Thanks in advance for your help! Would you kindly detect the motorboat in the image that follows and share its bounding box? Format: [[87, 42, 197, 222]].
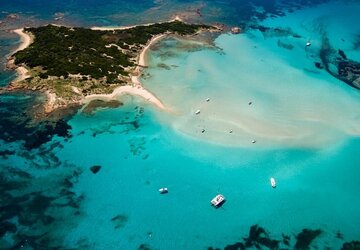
[[159, 187, 168, 194], [270, 177, 276, 188], [195, 109, 201, 115]]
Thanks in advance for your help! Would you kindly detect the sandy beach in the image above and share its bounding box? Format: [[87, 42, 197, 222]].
[[84, 85, 165, 109], [13, 28, 32, 53], [85, 27, 169, 110], [137, 34, 166, 67], [10, 24, 168, 112], [10, 28, 32, 82]]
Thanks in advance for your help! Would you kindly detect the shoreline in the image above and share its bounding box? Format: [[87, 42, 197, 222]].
[[8, 28, 33, 82], [9, 23, 170, 113], [7, 18, 218, 114], [13, 28, 32, 53], [83, 33, 168, 110], [91, 15, 182, 31]]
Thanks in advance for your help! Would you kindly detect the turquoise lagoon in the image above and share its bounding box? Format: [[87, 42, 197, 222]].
[[1, 1, 360, 249]]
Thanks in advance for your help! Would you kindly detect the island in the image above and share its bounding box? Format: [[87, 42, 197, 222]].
[[5, 20, 217, 114]]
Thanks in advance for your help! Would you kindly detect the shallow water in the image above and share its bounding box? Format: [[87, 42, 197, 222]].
[[1, 0, 360, 249], [143, 33, 360, 148]]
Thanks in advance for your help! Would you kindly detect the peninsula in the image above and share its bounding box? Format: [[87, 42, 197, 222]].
[[6, 20, 216, 113]]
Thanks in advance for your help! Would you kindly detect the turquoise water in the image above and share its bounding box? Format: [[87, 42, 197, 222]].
[[1, 0, 360, 249]]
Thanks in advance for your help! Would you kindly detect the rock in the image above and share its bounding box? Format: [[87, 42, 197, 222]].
[[90, 165, 101, 174], [6, 14, 18, 19], [231, 27, 241, 34]]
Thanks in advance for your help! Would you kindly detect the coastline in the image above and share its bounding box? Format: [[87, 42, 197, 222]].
[[83, 33, 168, 110], [13, 28, 32, 53], [91, 15, 182, 31], [8, 23, 171, 113], [6, 18, 220, 115], [8, 28, 33, 82]]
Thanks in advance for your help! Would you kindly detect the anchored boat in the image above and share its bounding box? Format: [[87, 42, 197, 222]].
[[270, 177, 276, 188], [159, 187, 168, 194], [211, 194, 225, 208]]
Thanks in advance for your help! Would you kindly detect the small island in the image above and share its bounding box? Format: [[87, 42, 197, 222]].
[[5, 20, 216, 113]]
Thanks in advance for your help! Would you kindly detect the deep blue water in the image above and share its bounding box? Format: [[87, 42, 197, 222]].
[[1, 0, 360, 249]]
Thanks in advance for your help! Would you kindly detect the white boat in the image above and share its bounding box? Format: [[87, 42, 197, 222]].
[[270, 178, 276, 188], [306, 42, 311, 46], [159, 187, 168, 194], [252, 139, 256, 144], [195, 109, 201, 115], [211, 194, 225, 208], [206, 98, 210, 102]]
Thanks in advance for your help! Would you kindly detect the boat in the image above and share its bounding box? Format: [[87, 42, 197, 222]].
[[201, 129, 205, 133], [306, 42, 311, 46], [206, 98, 210, 102], [252, 139, 256, 144], [270, 177, 276, 188], [211, 194, 225, 208], [195, 109, 201, 115], [159, 187, 168, 194]]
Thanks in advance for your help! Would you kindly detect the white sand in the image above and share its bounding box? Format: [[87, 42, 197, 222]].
[[84, 30, 168, 110], [84, 85, 165, 109], [15, 66, 29, 82], [10, 25, 167, 111], [11, 29, 32, 82], [13, 28, 32, 53], [138, 34, 166, 67]]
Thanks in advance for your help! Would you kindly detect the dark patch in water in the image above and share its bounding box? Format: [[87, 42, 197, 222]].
[[353, 34, 360, 50], [138, 244, 152, 250], [82, 99, 123, 115], [224, 242, 245, 250], [277, 39, 294, 50], [128, 137, 147, 157], [341, 241, 360, 250], [315, 62, 324, 69], [0, 156, 84, 248], [90, 165, 101, 174], [0, 149, 15, 159], [249, 25, 300, 39], [0, 221, 17, 237], [320, 35, 360, 89], [209, 225, 333, 250], [244, 225, 279, 249], [294, 229, 322, 250], [0, 92, 74, 150], [111, 214, 128, 229], [336, 231, 344, 240], [338, 49, 347, 60], [282, 233, 291, 246]]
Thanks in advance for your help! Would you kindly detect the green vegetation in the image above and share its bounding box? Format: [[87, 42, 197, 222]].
[[14, 21, 210, 83]]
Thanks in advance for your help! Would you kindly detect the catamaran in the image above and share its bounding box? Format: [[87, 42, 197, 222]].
[[211, 194, 225, 208]]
